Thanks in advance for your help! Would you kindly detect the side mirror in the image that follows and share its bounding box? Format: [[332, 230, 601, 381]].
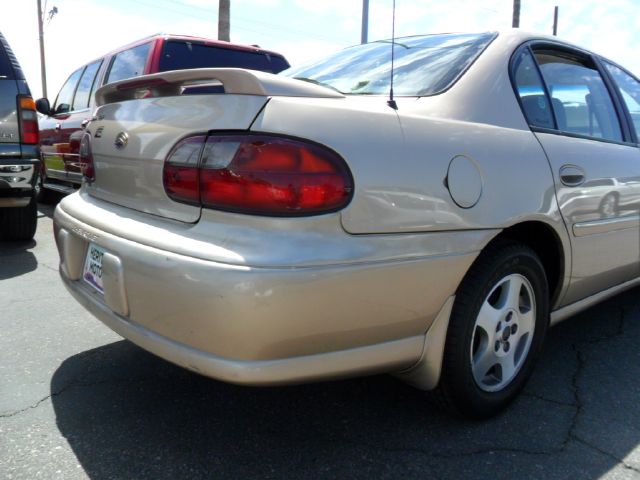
[[35, 98, 52, 116]]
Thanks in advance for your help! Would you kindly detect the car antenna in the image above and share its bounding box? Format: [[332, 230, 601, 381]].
[[387, 0, 398, 110]]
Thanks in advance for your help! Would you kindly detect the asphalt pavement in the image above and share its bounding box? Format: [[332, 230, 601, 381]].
[[1, 199, 640, 479]]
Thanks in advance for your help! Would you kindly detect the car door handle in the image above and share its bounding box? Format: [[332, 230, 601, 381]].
[[559, 165, 585, 187], [55, 123, 62, 130]]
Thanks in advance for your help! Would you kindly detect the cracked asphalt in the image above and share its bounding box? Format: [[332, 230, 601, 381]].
[[2, 200, 640, 479]]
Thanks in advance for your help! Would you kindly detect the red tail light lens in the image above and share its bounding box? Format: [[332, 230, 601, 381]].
[[163, 135, 353, 216], [163, 135, 205, 205], [17, 96, 39, 145], [78, 132, 95, 181]]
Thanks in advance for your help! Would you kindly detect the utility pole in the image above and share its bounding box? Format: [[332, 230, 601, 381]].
[[553, 5, 559, 36], [218, 0, 230, 42], [36, 0, 47, 98], [361, 0, 369, 44], [512, 0, 521, 28]]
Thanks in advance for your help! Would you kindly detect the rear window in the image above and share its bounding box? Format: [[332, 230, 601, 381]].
[[159, 40, 290, 74], [282, 32, 496, 96]]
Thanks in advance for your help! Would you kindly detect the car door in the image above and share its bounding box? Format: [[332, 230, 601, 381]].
[[39, 67, 83, 183], [513, 45, 640, 306], [58, 59, 102, 181]]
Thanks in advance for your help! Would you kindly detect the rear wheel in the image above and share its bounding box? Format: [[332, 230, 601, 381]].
[[0, 193, 38, 241], [432, 241, 549, 419]]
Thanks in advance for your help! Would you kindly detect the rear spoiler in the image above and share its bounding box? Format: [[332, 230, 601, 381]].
[[95, 68, 344, 106]]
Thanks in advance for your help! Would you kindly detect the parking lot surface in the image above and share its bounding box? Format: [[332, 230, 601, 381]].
[[2, 201, 640, 479]]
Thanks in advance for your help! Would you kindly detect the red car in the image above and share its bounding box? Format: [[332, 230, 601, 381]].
[[35, 34, 289, 201]]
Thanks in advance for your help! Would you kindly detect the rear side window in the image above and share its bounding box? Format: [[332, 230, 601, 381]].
[[534, 50, 622, 142], [0, 43, 14, 79], [604, 62, 640, 139], [72, 60, 102, 110], [54, 68, 83, 115], [0, 32, 24, 80], [106, 43, 151, 84], [159, 41, 290, 74], [513, 48, 554, 129]]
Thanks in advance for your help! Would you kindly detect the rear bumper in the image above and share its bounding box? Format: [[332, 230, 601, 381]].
[[0, 157, 39, 206], [54, 192, 494, 385], [61, 271, 427, 385]]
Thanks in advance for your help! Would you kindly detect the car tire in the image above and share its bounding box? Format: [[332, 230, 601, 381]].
[[35, 171, 55, 204], [0, 193, 38, 241], [431, 240, 549, 419]]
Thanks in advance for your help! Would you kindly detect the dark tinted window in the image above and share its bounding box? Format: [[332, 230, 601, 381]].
[[54, 68, 83, 114], [73, 60, 102, 110], [106, 43, 151, 84], [0, 32, 24, 80], [159, 41, 289, 74], [283, 32, 495, 96], [513, 48, 554, 129], [604, 62, 640, 138], [534, 51, 622, 142], [0, 43, 14, 79]]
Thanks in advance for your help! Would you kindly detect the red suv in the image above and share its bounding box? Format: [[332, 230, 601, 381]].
[[35, 34, 289, 201]]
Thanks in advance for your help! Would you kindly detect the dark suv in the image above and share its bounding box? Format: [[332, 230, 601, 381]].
[[0, 32, 39, 241], [36, 34, 289, 200]]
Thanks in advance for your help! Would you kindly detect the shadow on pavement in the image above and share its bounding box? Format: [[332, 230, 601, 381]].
[[51, 288, 640, 479], [0, 239, 37, 280], [37, 195, 62, 220]]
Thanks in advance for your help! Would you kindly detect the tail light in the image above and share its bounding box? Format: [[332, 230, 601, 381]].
[[78, 132, 95, 181], [163, 134, 353, 216], [17, 95, 39, 145]]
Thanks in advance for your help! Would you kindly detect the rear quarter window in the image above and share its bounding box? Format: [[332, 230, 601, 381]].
[[0, 32, 23, 80], [106, 43, 151, 84], [0, 45, 14, 79], [159, 41, 289, 74]]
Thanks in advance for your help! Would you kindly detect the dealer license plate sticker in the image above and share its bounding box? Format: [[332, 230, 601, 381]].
[[83, 243, 105, 294]]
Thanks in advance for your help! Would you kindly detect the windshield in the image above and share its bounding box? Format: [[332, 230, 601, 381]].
[[283, 32, 496, 96]]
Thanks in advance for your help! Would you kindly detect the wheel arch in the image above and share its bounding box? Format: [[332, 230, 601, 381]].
[[396, 219, 569, 393], [489, 220, 567, 308]]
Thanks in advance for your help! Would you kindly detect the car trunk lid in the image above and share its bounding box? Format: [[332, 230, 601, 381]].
[[86, 68, 342, 223]]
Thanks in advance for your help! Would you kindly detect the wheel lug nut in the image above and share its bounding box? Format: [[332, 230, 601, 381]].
[[506, 312, 513, 322], [511, 324, 518, 334], [504, 342, 510, 352], [496, 321, 502, 332], [495, 341, 501, 352]]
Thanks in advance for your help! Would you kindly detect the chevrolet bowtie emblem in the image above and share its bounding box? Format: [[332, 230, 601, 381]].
[[115, 132, 129, 149]]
